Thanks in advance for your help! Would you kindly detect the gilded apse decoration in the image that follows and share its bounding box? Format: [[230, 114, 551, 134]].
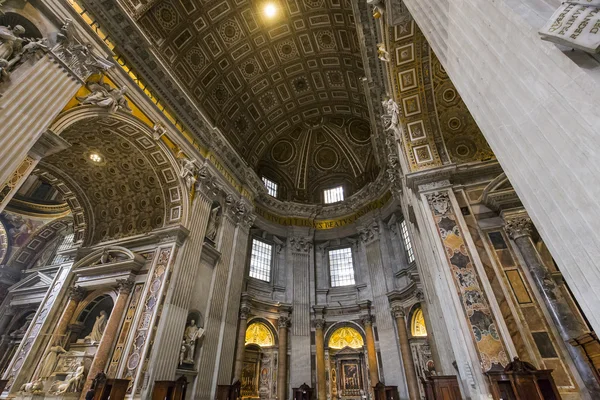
[[245, 322, 274, 347], [328, 326, 364, 349], [411, 308, 427, 337], [425, 191, 508, 371]]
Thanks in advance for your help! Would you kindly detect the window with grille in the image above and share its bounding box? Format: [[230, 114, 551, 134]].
[[400, 220, 415, 263], [249, 238, 272, 282], [329, 247, 355, 287], [324, 186, 344, 204], [262, 177, 278, 197]]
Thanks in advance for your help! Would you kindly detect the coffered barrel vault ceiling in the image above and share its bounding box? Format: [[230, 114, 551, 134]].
[[122, 0, 379, 201]]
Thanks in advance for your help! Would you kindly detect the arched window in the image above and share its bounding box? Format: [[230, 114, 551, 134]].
[[411, 308, 427, 337], [328, 326, 364, 349], [245, 322, 274, 347]]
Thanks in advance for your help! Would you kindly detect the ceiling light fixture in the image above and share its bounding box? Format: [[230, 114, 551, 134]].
[[264, 3, 277, 18], [89, 153, 103, 163]]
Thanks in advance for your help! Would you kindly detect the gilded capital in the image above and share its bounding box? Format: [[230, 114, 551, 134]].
[[504, 213, 533, 240], [117, 279, 135, 295], [69, 286, 87, 302]]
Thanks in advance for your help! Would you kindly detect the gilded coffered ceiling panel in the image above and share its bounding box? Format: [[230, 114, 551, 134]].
[[43, 117, 182, 245], [124, 0, 373, 199]]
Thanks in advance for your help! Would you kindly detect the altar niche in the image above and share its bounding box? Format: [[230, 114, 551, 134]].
[[325, 325, 368, 400], [241, 320, 278, 400]]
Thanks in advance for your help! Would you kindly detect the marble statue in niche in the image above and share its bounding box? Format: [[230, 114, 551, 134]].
[[205, 205, 221, 243], [179, 319, 205, 367], [39, 345, 67, 379], [85, 310, 107, 343]]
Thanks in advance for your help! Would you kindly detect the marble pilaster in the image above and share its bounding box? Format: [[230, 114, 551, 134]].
[[80, 279, 134, 398], [504, 212, 600, 397], [233, 305, 250, 383]]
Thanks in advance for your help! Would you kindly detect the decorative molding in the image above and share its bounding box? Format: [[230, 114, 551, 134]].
[[289, 237, 313, 254], [69, 286, 87, 302], [502, 211, 533, 240], [358, 221, 380, 244]]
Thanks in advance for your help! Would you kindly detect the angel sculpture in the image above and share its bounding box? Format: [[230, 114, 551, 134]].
[[77, 76, 132, 113], [377, 43, 390, 62]]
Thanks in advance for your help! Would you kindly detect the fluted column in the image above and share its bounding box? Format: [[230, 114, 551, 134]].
[[80, 279, 133, 399], [233, 305, 250, 383], [314, 319, 326, 400], [362, 315, 379, 388], [391, 306, 419, 400], [504, 212, 600, 396], [53, 286, 87, 346], [278, 316, 290, 400]]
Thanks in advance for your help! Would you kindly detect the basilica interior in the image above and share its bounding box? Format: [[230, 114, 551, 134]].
[[1, 0, 600, 399]]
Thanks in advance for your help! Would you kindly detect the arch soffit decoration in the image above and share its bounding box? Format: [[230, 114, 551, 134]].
[[42, 107, 189, 245], [6, 216, 73, 270]]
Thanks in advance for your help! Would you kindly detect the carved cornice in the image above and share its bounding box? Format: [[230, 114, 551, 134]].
[[289, 237, 313, 254], [502, 211, 533, 240], [425, 191, 452, 216]]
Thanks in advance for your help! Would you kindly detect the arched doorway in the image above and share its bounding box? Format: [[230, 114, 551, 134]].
[[242, 321, 277, 399], [325, 325, 368, 400], [408, 305, 434, 398]]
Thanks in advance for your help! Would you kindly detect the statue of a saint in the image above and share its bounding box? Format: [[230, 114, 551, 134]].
[[382, 98, 403, 141], [0, 24, 25, 66], [39, 345, 67, 379], [205, 206, 221, 242], [181, 319, 204, 365], [178, 155, 197, 191], [85, 310, 108, 343], [77, 76, 131, 113]]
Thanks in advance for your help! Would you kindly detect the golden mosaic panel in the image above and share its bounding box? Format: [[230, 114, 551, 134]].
[[328, 326, 364, 349], [245, 322, 275, 347]]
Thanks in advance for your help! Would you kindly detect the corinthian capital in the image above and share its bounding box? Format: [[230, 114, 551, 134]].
[[278, 316, 290, 329], [68, 286, 87, 302], [289, 237, 312, 253], [390, 305, 406, 320], [503, 212, 533, 240], [358, 221, 380, 244], [117, 279, 135, 295]]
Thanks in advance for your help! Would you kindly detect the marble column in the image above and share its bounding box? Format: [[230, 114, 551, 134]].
[[278, 316, 290, 400], [504, 212, 600, 396], [80, 279, 134, 399], [391, 306, 419, 400], [362, 315, 379, 388], [314, 319, 327, 400], [233, 305, 250, 383], [53, 286, 87, 346]]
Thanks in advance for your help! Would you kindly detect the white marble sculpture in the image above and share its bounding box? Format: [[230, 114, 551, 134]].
[[77, 75, 132, 113], [40, 345, 67, 379], [85, 310, 107, 343], [0, 24, 47, 81], [377, 43, 390, 62], [382, 98, 403, 141], [49, 362, 85, 394], [540, 2, 600, 53], [19, 378, 44, 393], [179, 155, 197, 191], [153, 121, 167, 140], [180, 320, 204, 365], [205, 206, 221, 242]]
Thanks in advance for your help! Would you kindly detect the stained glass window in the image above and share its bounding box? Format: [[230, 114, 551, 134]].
[[249, 239, 272, 282], [328, 326, 364, 349], [245, 322, 275, 347], [411, 308, 427, 337], [329, 247, 355, 287]]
